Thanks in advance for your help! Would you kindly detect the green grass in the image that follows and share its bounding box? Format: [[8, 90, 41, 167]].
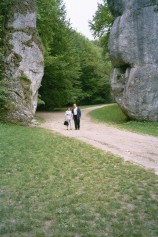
[[89, 104, 158, 137], [0, 123, 158, 237]]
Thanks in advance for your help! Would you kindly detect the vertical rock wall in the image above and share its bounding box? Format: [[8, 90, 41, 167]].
[[107, 0, 158, 121], [4, 0, 44, 123]]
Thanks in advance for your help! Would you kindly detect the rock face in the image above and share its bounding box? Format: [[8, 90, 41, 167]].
[[4, 0, 44, 123], [107, 0, 158, 121]]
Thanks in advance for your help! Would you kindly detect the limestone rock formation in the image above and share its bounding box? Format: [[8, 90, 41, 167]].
[[107, 0, 158, 121], [4, 0, 44, 123]]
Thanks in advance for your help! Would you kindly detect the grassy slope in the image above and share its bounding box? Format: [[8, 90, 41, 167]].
[[0, 123, 158, 237], [89, 104, 158, 137]]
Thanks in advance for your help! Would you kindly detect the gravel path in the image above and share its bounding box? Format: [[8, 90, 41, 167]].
[[36, 105, 158, 175]]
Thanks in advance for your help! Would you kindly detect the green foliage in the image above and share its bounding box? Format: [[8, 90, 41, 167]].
[[0, 1, 6, 78], [71, 32, 113, 105], [0, 0, 14, 69], [89, 0, 114, 55], [1, 123, 158, 236], [90, 0, 114, 38], [0, 0, 13, 116], [37, 0, 81, 110], [85, 1, 114, 104], [0, 81, 8, 108], [36, 0, 113, 110], [89, 104, 158, 136], [90, 0, 114, 53], [1, 0, 114, 117], [36, 0, 63, 54]]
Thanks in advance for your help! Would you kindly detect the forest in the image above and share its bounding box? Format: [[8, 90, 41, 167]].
[[36, 0, 113, 110], [0, 0, 113, 113]]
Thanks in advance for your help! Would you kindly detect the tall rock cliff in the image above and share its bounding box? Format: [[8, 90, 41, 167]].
[[3, 0, 44, 123], [107, 0, 158, 121]]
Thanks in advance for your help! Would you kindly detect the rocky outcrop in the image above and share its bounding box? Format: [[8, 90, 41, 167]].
[[107, 0, 158, 121], [4, 0, 44, 123]]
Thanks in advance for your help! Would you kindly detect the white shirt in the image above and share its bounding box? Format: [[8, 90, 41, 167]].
[[65, 110, 72, 120], [73, 107, 77, 115]]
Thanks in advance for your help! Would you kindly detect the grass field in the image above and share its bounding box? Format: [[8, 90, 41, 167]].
[[0, 123, 158, 237], [89, 104, 158, 137]]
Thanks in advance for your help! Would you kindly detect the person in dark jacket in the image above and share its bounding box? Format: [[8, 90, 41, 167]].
[[72, 104, 81, 130]]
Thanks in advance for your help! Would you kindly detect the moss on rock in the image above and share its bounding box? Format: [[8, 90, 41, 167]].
[[0, 0, 44, 124]]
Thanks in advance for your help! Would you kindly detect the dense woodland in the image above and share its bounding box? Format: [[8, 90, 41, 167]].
[[37, 0, 114, 110], [0, 0, 113, 111]]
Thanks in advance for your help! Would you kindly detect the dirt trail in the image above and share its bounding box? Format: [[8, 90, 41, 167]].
[[36, 105, 158, 175]]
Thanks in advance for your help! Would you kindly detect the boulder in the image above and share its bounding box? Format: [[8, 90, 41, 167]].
[[4, 0, 44, 123], [107, 0, 158, 121]]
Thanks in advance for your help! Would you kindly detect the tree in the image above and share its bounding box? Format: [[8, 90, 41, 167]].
[[37, 0, 81, 110], [37, 0, 113, 110], [89, 0, 114, 53], [70, 32, 112, 105], [88, 0, 114, 103]]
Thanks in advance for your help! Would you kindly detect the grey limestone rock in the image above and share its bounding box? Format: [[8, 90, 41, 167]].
[[107, 0, 158, 121], [4, 0, 44, 123]]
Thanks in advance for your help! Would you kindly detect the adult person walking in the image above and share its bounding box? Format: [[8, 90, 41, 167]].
[[72, 104, 81, 130], [65, 107, 73, 130]]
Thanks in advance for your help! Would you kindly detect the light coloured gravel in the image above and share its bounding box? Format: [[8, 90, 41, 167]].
[[36, 105, 158, 175]]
